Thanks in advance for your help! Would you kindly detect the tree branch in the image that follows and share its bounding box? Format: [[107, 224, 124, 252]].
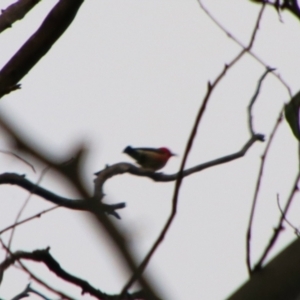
[[0, 0, 84, 98], [120, 4, 267, 294], [246, 111, 283, 275], [0, 173, 125, 218], [0, 248, 157, 300], [0, 114, 160, 298], [0, 206, 58, 235], [94, 133, 264, 193], [0, 0, 41, 34], [200, 0, 292, 97], [248, 68, 275, 135]]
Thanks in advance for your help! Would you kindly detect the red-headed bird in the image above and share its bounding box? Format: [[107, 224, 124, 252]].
[[123, 146, 176, 171]]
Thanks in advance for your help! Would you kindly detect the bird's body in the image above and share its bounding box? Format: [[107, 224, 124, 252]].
[[123, 146, 175, 171]]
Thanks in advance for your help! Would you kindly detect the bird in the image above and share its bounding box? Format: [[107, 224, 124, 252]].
[[123, 146, 176, 171]]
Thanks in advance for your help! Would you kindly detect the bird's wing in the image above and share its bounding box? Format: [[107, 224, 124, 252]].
[[134, 147, 160, 152]]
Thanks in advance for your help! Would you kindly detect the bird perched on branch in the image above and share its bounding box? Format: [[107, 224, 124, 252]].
[[123, 146, 176, 171]]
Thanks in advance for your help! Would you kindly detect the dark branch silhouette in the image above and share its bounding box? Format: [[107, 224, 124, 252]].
[[246, 111, 283, 275], [0, 149, 35, 172], [10, 283, 53, 300], [0, 206, 58, 235], [0, 248, 155, 300], [120, 4, 267, 294], [0, 130, 262, 222], [0, 173, 125, 218], [0, 0, 41, 34], [198, 0, 292, 97], [0, 0, 84, 98], [0, 114, 160, 299], [0, 0, 298, 298], [277, 194, 300, 236], [94, 134, 264, 196], [248, 68, 275, 135]]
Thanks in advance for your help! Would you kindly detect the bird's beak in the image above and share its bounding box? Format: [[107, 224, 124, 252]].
[[171, 153, 177, 157]]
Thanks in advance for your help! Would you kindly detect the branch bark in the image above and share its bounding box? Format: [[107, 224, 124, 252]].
[[0, 173, 125, 218], [0, 0, 41, 34], [0, 248, 155, 300], [0, 0, 84, 98], [94, 134, 264, 198]]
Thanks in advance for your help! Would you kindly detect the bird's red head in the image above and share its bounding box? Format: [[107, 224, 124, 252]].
[[158, 147, 176, 157]]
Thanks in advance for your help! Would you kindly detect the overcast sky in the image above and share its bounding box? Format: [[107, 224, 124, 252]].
[[1, 0, 300, 299]]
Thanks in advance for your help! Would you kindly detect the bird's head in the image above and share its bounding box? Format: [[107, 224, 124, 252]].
[[158, 147, 177, 158]]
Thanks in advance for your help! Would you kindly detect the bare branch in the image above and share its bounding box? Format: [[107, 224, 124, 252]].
[[0, 149, 35, 172], [0, 115, 160, 297], [246, 111, 283, 275], [11, 283, 30, 300], [0, 248, 110, 300], [248, 68, 275, 135], [6, 167, 50, 257], [9, 283, 53, 300], [0, 240, 75, 300], [198, 0, 292, 97], [25, 285, 52, 300], [0, 0, 41, 34], [0, 206, 58, 235], [277, 194, 300, 236], [0, 173, 125, 218], [0, 112, 90, 199], [94, 134, 264, 190], [120, 4, 267, 295], [0, 0, 84, 98]]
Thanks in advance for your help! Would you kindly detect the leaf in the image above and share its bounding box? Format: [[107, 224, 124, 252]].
[[285, 91, 300, 141]]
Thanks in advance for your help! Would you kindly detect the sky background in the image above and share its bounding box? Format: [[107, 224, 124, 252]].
[[0, 0, 300, 299]]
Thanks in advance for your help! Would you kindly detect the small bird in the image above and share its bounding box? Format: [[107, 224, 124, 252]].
[[123, 146, 176, 171]]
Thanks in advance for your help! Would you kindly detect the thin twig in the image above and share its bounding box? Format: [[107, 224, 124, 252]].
[[277, 194, 300, 236], [0, 244, 154, 300], [0, 0, 85, 98], [248, 2, 266, 48], [0, 248, 106, 299], [27, 285, 52, 300], [120, 4, 267, 295], [6, 166, 50, 257], [197, 0, 292, 97], [0, 206, 58, 235], [0, 0, 41, 34], [18, 263, 75, 300], [10, 283, 52, 300], [0, 239, 75, 300], [248, 68, 275, 135], [11, 283, 30, 300], [246, 111, 283, 275], [0, 149, 35, 172], [94, 134, 264, 189]]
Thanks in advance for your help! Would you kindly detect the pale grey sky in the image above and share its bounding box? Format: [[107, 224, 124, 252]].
[[0, 1, 300, 299]]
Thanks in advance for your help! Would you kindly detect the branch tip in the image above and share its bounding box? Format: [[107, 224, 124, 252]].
[[254, 133, 265, 142]]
